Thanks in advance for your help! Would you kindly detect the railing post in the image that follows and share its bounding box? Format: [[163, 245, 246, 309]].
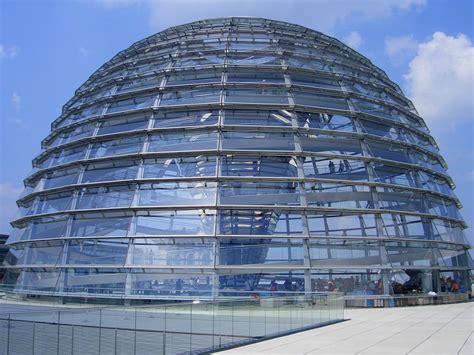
[[57, 312, 61, 355], [7, 314, 10, 355], [32, 321, 36, 354]]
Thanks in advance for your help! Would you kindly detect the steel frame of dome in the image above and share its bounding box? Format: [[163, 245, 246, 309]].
[[2, 17, 471, 301]]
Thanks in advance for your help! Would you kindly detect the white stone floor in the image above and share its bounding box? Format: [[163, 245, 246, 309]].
[[217, 302, 474, 355]]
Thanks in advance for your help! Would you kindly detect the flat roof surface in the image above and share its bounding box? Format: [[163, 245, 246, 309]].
[[217, 302, 473, 355]]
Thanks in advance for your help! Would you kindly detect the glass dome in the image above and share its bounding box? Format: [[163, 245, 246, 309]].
[[2, 17, 471, 301]]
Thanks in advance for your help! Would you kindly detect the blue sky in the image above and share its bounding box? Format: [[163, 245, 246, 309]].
[[0, 0, 473, 244]]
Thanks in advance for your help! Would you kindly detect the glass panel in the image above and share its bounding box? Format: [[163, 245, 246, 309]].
[[381, 214, 425, 239], [97, 114, 149, 135], [366, 140, 410, 163], [148, 131, 218, 152], [219, 181, 301, 206], [36, 191, 74, 214], [130, 272, 213, 296], [418, 171, 455, 197], [300, 133, 362, 156], [410, 151, 444, 172], [82, 159, 140, 183], [173, 55, 225, 68], [226, 70, 284, 84], [291, 72, 340, 89], [219, 238, 304, 265], [137, 182, 217, 206], [307, 212, 378, 236], [425, 196, 461, 220], [40, 144, 87, 168], [153, 110, 218, 128], [43, 167, 80, 189], [220, 155, 298, 177], [222, 131, 295, 151], [227, 54, 281, 66], [62, 103, 105, 126], [372, 163, 418, 188], [106, 94, 156, 113], [305, 182, 373, 208], [352, 98, 397, 120], [225, 88, 289, 105], [302, 156, 368, 181], [131, 238, 214, 266], [61, 122, 96, 145], [67, 239, 129, 265], [223, 109, 292, 126], [90, 135, 145, 158], [359, 119, 402, 140], [296, 112, 355, 132], [15, 270, 60, 292], [160, 88, 220, 106], [18, 216, 69, 241], [76, 185, 136, 210], [24, 242, 64, 265], [117, 75, 163, 93], [166, 70, 221, 86], [143, 156, 216, 178], [376, 186, 423, 212], [64, 268, 126, 294], [135, 210, 216, 236], [218, 210, 303, 236], [293, 90, 349, 110], [70, 215, 132, 237], [286, 56, 333, 72], [310, 240, 382, 267]]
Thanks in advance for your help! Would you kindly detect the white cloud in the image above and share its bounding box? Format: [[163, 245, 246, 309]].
[[385, 35, 418, 63], [343, 31, 363, 50], [0, 44, 19, 59], [11, 92, 21, 113], [0, 183, 23, 235], [404, 32, 474, 132]]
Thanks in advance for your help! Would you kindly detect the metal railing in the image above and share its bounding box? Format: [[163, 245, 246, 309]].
[[0, 292, 344, 354]]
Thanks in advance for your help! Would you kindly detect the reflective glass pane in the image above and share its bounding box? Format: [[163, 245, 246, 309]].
[[308, 212, 378, 236], [293, 90, 349, 110], [310, 240, 382, 267], [148, 131, 218, 152], [98, 114, 149, 135], [153, 110, 218, 128], [218, 210, 303, 235], [225, 88, 289, 105], [305, 182, 373, 209], [43, 167, 80, 190], [226, 70, 284, 84], [300, 133, 362, 156], [220, 155, 298, 177], [131, 238, 214, 266], [90, 135, 145, 158], [219, 181, 301, 206], [220, 238, 304, 265], [224, 109, 292, 126], [135, 210, 215, 236], [70, 215, 132, 237], [107, 94, 156, 113], [160, 88, 220, 106], [82, 159, 140, 183], [137, 182, 217, 206], [372, 163, 418, 188], [302, 157, 368, 181], [222, 131, 295, 151], [296, 112, 355, 132], [143, 156, 216, 178], [166, 70, 221, 86], [36, 191, 74, 214], [76, 185, 135, 210], [67, 239, 129, 265]]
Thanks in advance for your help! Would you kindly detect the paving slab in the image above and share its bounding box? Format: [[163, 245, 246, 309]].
[[217, 302, 474, 355]]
